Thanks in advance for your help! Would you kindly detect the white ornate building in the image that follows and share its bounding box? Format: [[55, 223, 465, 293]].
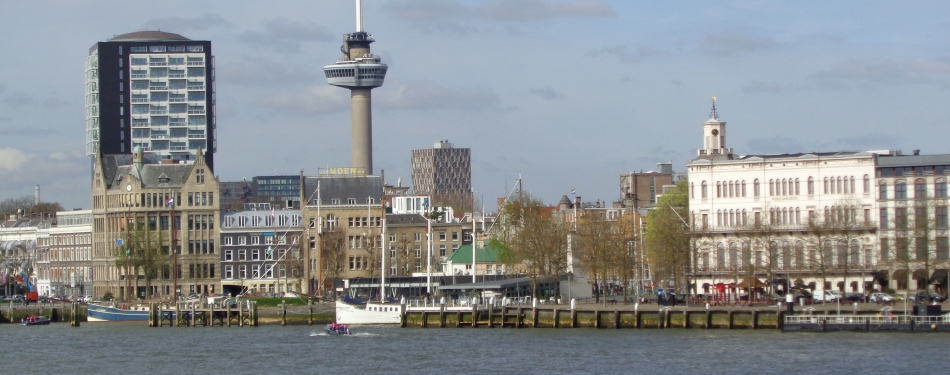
[[687, 101, 881, 297]]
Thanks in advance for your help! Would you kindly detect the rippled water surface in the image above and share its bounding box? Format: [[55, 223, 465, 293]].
[[4, 323, 945, 374]]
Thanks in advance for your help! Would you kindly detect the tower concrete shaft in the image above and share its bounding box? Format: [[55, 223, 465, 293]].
[[351, 88, 373, 173]]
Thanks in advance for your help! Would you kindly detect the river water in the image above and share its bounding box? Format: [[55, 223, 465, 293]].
[[4, 323, 943, 374]]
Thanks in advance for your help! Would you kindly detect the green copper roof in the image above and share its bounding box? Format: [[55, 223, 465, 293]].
[[445, 244, 502, 263]]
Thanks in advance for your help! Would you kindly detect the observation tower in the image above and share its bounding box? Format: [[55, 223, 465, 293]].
[[324, 0, 388, 175]]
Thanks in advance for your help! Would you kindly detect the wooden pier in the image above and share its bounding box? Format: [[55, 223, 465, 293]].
[[149, 301, 260, 327], [399, 305, 787, 330]]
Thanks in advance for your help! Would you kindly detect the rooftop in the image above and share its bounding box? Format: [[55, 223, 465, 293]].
[[109, 31, 190, 42]]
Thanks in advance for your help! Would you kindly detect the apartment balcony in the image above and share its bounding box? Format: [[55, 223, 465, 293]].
[[150, 135, 169, 140], [187, 61, 204, 66], [150, 110, 168, 115], [131, 98, 148, 103], [170, 146, 187, 151], [131, 74, 148, 79], [188, 110, 205, 114], [169, 74, 185, 78], [187, 85, 205, 90], [150, 87, 167, 91], [169, 98, 185, 103], [187, 134, 205, 139], [149, 62, 167, 67]]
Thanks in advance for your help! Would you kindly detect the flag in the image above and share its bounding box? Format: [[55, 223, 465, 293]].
[[166, 198, 174, 206], [423, 198, 429, 211], [571, 188, 576, 195], [271, 207, 275, 218]]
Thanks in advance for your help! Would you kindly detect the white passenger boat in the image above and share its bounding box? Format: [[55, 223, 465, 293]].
[[335, 299, 402, 325]]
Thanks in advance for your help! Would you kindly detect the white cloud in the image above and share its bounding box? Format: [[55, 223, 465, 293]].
[[0, 148, 28, 172], [259, 86, 349, 114], [378, 81, 502, 110], [588, 45, 661, 63], [237, 18, 334, 53], [811, 57, 950, 87], [527, 87, 563, 100], [699, 31, 778, 57], [742, 80, 782, 93], [386, 0, 615, 22], [142, 13, 232, 31], [2, 92, 33, 106]]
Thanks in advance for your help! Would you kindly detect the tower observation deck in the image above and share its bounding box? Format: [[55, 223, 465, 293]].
[[324, 0, 388, 175]]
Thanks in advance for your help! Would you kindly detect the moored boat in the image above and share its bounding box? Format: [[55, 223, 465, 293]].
[[335, 299, 402, 325], [86, 302, 150, 322]]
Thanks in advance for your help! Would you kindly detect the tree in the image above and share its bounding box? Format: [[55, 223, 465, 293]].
[[805, 211, 837, 295], [0, 195, 63, 216], [113, 222, 168, 300], [494, 193, 568, 299], [644, 180, 691, 292], [319, 228, 347, 297]]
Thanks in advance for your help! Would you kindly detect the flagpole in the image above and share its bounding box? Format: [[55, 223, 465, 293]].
[[170, 195, 178, 304]]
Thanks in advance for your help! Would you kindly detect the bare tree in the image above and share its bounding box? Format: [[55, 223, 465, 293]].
[[319, 229, 347, 296]]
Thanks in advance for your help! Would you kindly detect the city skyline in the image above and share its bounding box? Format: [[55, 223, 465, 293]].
[[1, 1, 948, 210]]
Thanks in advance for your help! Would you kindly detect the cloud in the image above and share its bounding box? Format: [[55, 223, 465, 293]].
[[386, 0, 614, 22], [744, 136, 805, 155], [527, 87, 563, 100], [699, 31, 778, 57], [811, 57, 950, 87], [742, 80, 781, 93], [142, 13, 231, 32], [218, 58, 319, 86], [378, 81, 502, 110], [0, 148, 28, 172], [588, 45, 661, 63], [237, 18, 335, 53], [474, 0, 615, 21], [836, 134, 895, 150], [42, 97, 69, 108], [258, 86, 349, 114], [2, 92, 33, 106]]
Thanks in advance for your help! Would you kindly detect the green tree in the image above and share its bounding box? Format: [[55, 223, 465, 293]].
[[644, 180, 691, 291], [113, 222, 168, 300]]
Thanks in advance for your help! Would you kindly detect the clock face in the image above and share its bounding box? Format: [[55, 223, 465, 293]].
[[126, 184, 133, 192], [711, 129, 719, 136]]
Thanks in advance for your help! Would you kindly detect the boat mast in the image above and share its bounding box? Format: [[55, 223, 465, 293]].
[[380, 198, 387, 301]]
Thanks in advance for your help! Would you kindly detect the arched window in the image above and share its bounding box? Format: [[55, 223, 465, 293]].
[[823, 177, 829, 194], [795, 178, 800, 195], [741, 180, 747, 197], [741, 209, 747, 226], [716, 182, 721, 198], [808, 176, 814, 195], [863, 174, 870, 193], [843, 176, 849, 194], [716, 242, 726, 269], [915, 178, 927, 199], [850, 239, 860, 266], [729, 243, 738, 267], [701, 181, 708, 199], [795, 241, 805, 269], [782, 241, 791, 269], [717, 210, 722, 226], [782, 178, 788, 196], [822, 240, 833, 265], [690, 183, 694, 199], [741, 242, 752, 266], [850, 176, 855, 194], [837, 176, 843, 194], [937, 179, 948, 198], [895, 181, 907, 199], [754, 179, 760, 197], [879, 181, 888, 199], [795, 207, 801, 224], [728, 181, 734, 198], [837, 240, 847, 266], [769, 179, 775, 196]]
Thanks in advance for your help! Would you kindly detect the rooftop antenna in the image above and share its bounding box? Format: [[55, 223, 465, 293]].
[[710, 95, 719, 120], [356, 0, 363, 32]]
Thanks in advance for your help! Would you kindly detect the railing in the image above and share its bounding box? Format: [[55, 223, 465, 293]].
[[150, 62, 167, 66], [131, 122, 149, 128], [150, 87, 167, 91], [151, 135, 169, 139], [131, 98, 148, 103], [187, 134, 205, 139], [786, 314, 950, 325], [187, 85, 205, 90], [187, 61, 204, 66], [150, 110, 168, 115], [170, 146, 187, 151], [188, 110, 205, 114], [131, 74, 147, 79], [169, 98, 185, 102]]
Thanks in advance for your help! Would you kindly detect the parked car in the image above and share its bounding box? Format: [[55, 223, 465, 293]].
[[869, 292, 896, 303], [814, 290, 842, 303], [845, 293, 867, 303], [909, 292, 945, 303]]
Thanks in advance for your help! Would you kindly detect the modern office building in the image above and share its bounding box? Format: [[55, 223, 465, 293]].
[[324, 0, 388, 174], [85, 31, 216, 169], [219, 175, 301, 211], [411, 140, 472, 198]]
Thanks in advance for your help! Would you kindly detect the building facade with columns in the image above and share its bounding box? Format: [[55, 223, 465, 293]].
[[687, 102, 881, 297]]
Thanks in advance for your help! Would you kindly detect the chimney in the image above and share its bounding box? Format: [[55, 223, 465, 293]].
[[133, 146, 144, 169], [34, 185, 40, 205], [574, 196, 582, 208], [913, 149, 920, 156]]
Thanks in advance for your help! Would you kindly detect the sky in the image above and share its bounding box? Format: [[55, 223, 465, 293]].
[[1, 0, 949, 211]]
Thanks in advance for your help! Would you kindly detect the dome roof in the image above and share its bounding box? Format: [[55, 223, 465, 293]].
[[109, 31, 190, 42]]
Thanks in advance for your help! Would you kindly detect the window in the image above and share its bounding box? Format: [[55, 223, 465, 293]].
[[452, 232, 459, 241], [937, 181, 948, 198], [863, 175, 870, 193], [187, 45, 204, 52], [187, 67, 204, 77], [937, 207, 948, 229], [880, 238, 890, 261], [895, 208, 907, 229], [130, 46, 146, 53], [188, 92, 205, 101], [823, 177, 829, 194], [439, 232, 446, 241], [895, 181, 907, 199], [769, 180, 775, 196], [879, 182, 888, 199], [880, 208, 888, 229], [915, 179, 927, 199], [807, 177, 814, 195], [224, 250, 232, 261], [795, 178, 800, 195], [238, 249, 246, 261], [741, 180, 746, 197], [753, 179, 760, 197], [701, 181, 708, 199], [149, 46, 166, 52], [414, 247, 422, 258], [938, 237, 950, 260], [439, 245, 446, 257]]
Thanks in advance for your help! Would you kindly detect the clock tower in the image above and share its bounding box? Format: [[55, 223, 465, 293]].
[[698, 96, 733, 157]]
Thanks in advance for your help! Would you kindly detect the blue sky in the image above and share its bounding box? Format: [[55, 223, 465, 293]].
[[1, 0, 948, 210]]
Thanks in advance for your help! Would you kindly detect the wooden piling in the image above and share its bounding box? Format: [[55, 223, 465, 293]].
[[614, 311, 621, 329], [455, 311, 461, 328], [705, 311, 712, 329], [227, 303, 232, 327], [683, 311, 690, 329], [209, 304, 215, 327], [727, 311, 734, 329], [532, 307, 539, 328], [634, 311, 642, 329], [487, 306, 494, 328], [70, 302, 80, 327], [664, 310, 672, 328], [594, 311, 602, 329], [471, 304, 478, 328], [191, 305, 196, 327], [308, 301, 313, 326], [439, 304, 446, 328], [238, 301, 243, 327], [570, 308, 577, 328], [553, 309, 560, 328], [751, 310, 758, 329]]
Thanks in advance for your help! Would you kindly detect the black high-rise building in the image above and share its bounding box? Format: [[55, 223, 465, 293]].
[[85, 31, 215, 170]]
